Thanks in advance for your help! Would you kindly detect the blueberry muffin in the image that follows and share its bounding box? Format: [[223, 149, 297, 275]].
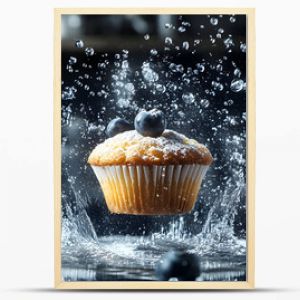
[[88, 110, 213, 215]]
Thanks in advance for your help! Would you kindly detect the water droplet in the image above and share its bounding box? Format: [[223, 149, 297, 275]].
[[224, 99, 234, 106], [194, 39, 200, 45], [125, 82, 135, 93], [230, 79, 244, 92], [150, 49, 158, 56], [224, 37, 235, 49], [240, 43, 246, 53], [115, 81, 124, 88], [116, 98, 130, 108], [182, 41, 189, 50], [178, 111, 185, 118], [182, 92, 195, 104], [75, 40, 84, 48], [144, 34, 150, 40], [234, 68, 241, 77], [227, 99, 234, 106], [62, 86, 76, 100], [178, 26, 186, 32], [182, 21, 191, 27], [142, 63, 159, 82], [210, 17, 219, 26], [200, 99, 210, 108], [176, 64, 184, 73], [122, 49, 129, 59], [216, 64, 223, 72], [85, 47, 94, 56], [196, 63, 205, 72], [212, 81, 224, 91], [183, 77, 190, 84], [68, 56, 77, 65], [98, 62, 106, 69], [122, 60, 129, 69], [165, 37, 173, 45], [169, 63, 177, 72], [230, 16, 236, 23], [155, 84, 166, 93]]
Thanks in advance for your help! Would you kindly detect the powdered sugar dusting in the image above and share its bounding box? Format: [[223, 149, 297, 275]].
[[88, 129, 212, 166]]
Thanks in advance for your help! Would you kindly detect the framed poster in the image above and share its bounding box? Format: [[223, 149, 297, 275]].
[[54, 7, 255, 289]]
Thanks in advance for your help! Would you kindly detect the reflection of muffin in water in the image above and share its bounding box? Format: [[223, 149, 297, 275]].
[[88, 110, 213, 215]]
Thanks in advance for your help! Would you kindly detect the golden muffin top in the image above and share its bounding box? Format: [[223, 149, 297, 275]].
[[88, 129, 213, 166]]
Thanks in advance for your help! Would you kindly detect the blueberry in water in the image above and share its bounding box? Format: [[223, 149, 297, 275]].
[[155, 250, 200, 281], [134, 109, 166, 137], [106, 118, 133, 137]]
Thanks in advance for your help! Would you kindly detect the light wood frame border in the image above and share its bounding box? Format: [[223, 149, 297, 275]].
[[54, 7, 255, 290]]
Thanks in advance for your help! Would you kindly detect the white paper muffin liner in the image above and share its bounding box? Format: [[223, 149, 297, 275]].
[[91, 164, 209, 215]]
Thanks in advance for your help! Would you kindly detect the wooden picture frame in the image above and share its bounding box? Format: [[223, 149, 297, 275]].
[[54, 7, 255, 289]]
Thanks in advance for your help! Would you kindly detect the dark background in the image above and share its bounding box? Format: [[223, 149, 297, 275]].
[[61, 15, 246, 238]]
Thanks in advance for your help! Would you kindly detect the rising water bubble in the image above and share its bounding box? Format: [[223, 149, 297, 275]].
[[200, 98, 210, 108], [194, 39, 200, 46], [178, 111, 185, 118], [142, 63, 159, 82], [182, 21, 191, 27], [224, 37, 235, 49], [211, 81, 224, 91], [155, 84, 166, 93], [169, 63, 177, 73], [85, 47, 95, 56], [224, 99, 234, 106], [182, 92, 195, 104], [196, 63, 205, 72], [178, 26, 186, 32], [233, 68, 241, 78], [124, 82, 135, 93], [75, 40, 84, 48], [176, 64, 184, 73], [230, 79, 244, 92], [165, 37, 173, 45], [144, 34, 150, 40], [165, 23, 172, 29], [122, 60, 129, 69], [227, 99, 234, 106], [116, 98, 130, 108], [62, 87, 76, 101], [210, 17, 219, 26], [240, 43, 246, 53], [98, 62, 106, 69], [68, 56, 77, 65], [182, 41, 189, 50], [230, 16, 236, 23], [150, 48, 158, 56], [216, 64, 223, 72]]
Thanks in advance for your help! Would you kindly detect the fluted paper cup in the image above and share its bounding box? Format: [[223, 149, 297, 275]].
[[91, 164, 209, 215]]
